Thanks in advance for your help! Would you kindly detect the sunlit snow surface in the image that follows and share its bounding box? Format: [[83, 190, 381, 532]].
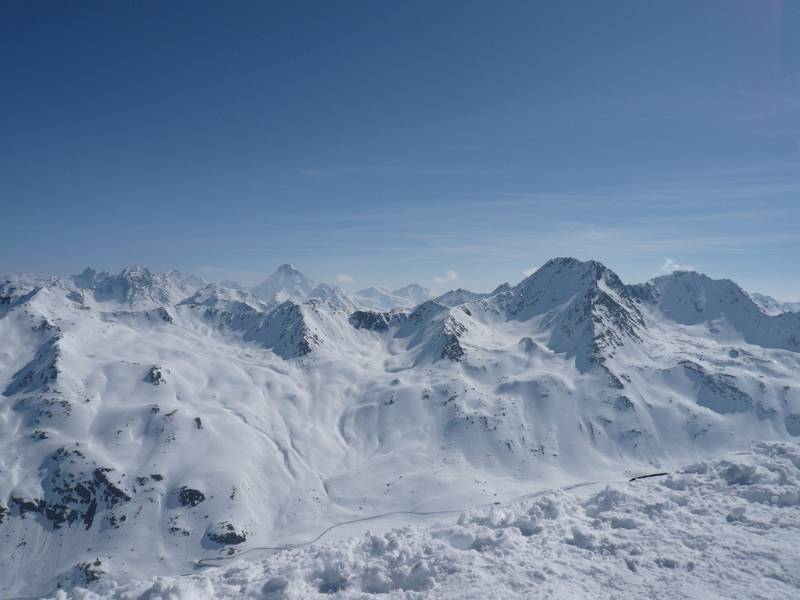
[[2, 259, 800, 598], [46, 442, 800, 599]]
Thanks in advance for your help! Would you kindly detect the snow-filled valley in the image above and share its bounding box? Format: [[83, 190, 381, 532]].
[[1, 258, 800, 598]]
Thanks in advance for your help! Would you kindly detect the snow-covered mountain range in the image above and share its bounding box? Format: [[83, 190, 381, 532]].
[[1, 257, 800, 597], [248, 263, 433, 311]]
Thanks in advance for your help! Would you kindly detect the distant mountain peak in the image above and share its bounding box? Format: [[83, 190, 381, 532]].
[[70, 266, 203, 307], [510, 257, 623, 320], [276, 263, 300, 273], [251, 264, 315, 303]]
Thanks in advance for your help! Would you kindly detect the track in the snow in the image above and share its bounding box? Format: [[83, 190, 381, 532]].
[[194, 477, 626, 569]]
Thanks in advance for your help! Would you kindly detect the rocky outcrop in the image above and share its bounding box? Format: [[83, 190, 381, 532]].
[[9, 448, 131, 531], [349, 310, 392, 332], [178, 486, 205, 507], [206, 521, 247, 545], [145, 365, 167, 385]]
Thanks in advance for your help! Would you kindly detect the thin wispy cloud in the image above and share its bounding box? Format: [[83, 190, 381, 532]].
[[657, 258, 697, 275], [433, 270, 458, 284], [336, 273, 354, 283]]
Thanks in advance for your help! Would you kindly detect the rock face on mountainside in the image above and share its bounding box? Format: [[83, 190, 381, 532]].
[[1, 258, 800, 597], [504, 258, 646, 371]]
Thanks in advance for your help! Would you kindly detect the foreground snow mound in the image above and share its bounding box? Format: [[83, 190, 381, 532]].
[[53, 442, 800, 599]]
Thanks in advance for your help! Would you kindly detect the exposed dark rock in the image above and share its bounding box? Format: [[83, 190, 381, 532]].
[[36, 318, 57, 331], [107, 512, 127, 529], [10, 448, 132, 530], [178, 486, 205, 507], [252, 301, 319, 358], [194, 417, 203, 430], [14, 396, 73, 426], [12, 497, 45, 517], [169, 525, 191, 536], [614, 396, 635, 411], [145, 365, 166, 385], [349, 310, 391, 332], [440, 332, 465, 361], [74, 559, 104, 584], [154, 307, 173, 323], [439, 319, 466, 361], [206, 521, 247, 545], [4, 335, 61, 396]]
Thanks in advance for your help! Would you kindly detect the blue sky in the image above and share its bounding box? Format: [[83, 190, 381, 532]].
[[1, 1, 799, 298]]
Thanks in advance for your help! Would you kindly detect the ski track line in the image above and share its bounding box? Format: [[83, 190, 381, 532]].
[[0, 474, 667, 600], [193, 476, 634, 569]]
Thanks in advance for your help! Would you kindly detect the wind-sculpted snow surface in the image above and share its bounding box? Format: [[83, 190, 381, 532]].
[[45, 442, 800, 599], [2, 258, 800, 597]]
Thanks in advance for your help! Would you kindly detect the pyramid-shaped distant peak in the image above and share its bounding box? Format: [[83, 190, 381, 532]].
[[276, 263, 300, 273], [251, 263, 315, 302]]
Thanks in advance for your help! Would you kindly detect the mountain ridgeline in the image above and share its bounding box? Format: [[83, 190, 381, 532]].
[[1, 257, 800, 595]]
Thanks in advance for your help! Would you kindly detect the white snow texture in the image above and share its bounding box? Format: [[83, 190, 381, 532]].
[[1, 257, 800, 599]]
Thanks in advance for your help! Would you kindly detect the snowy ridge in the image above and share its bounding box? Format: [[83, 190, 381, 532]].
[[648, 271, 800, 352], [71, 267, 203, 308], [749, 292, 800, 316], [1, 258, 800, 597], [248, 265, 429, 311]]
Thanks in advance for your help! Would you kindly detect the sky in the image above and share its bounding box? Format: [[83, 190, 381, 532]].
[[1, 1, 799, 298]]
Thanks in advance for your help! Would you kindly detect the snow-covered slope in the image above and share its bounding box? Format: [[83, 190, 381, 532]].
[[47, 441, 800, 599], [749, 292, 800, 316], [1, 258, 800, 597]]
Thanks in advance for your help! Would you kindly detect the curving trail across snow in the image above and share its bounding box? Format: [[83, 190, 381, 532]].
[[42, 442, 800, 599], [195, 477, 625, 569]]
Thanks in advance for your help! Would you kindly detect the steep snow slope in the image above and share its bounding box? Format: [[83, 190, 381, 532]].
[[45, 441, 800, 599], [1, 258, 800, 597]]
